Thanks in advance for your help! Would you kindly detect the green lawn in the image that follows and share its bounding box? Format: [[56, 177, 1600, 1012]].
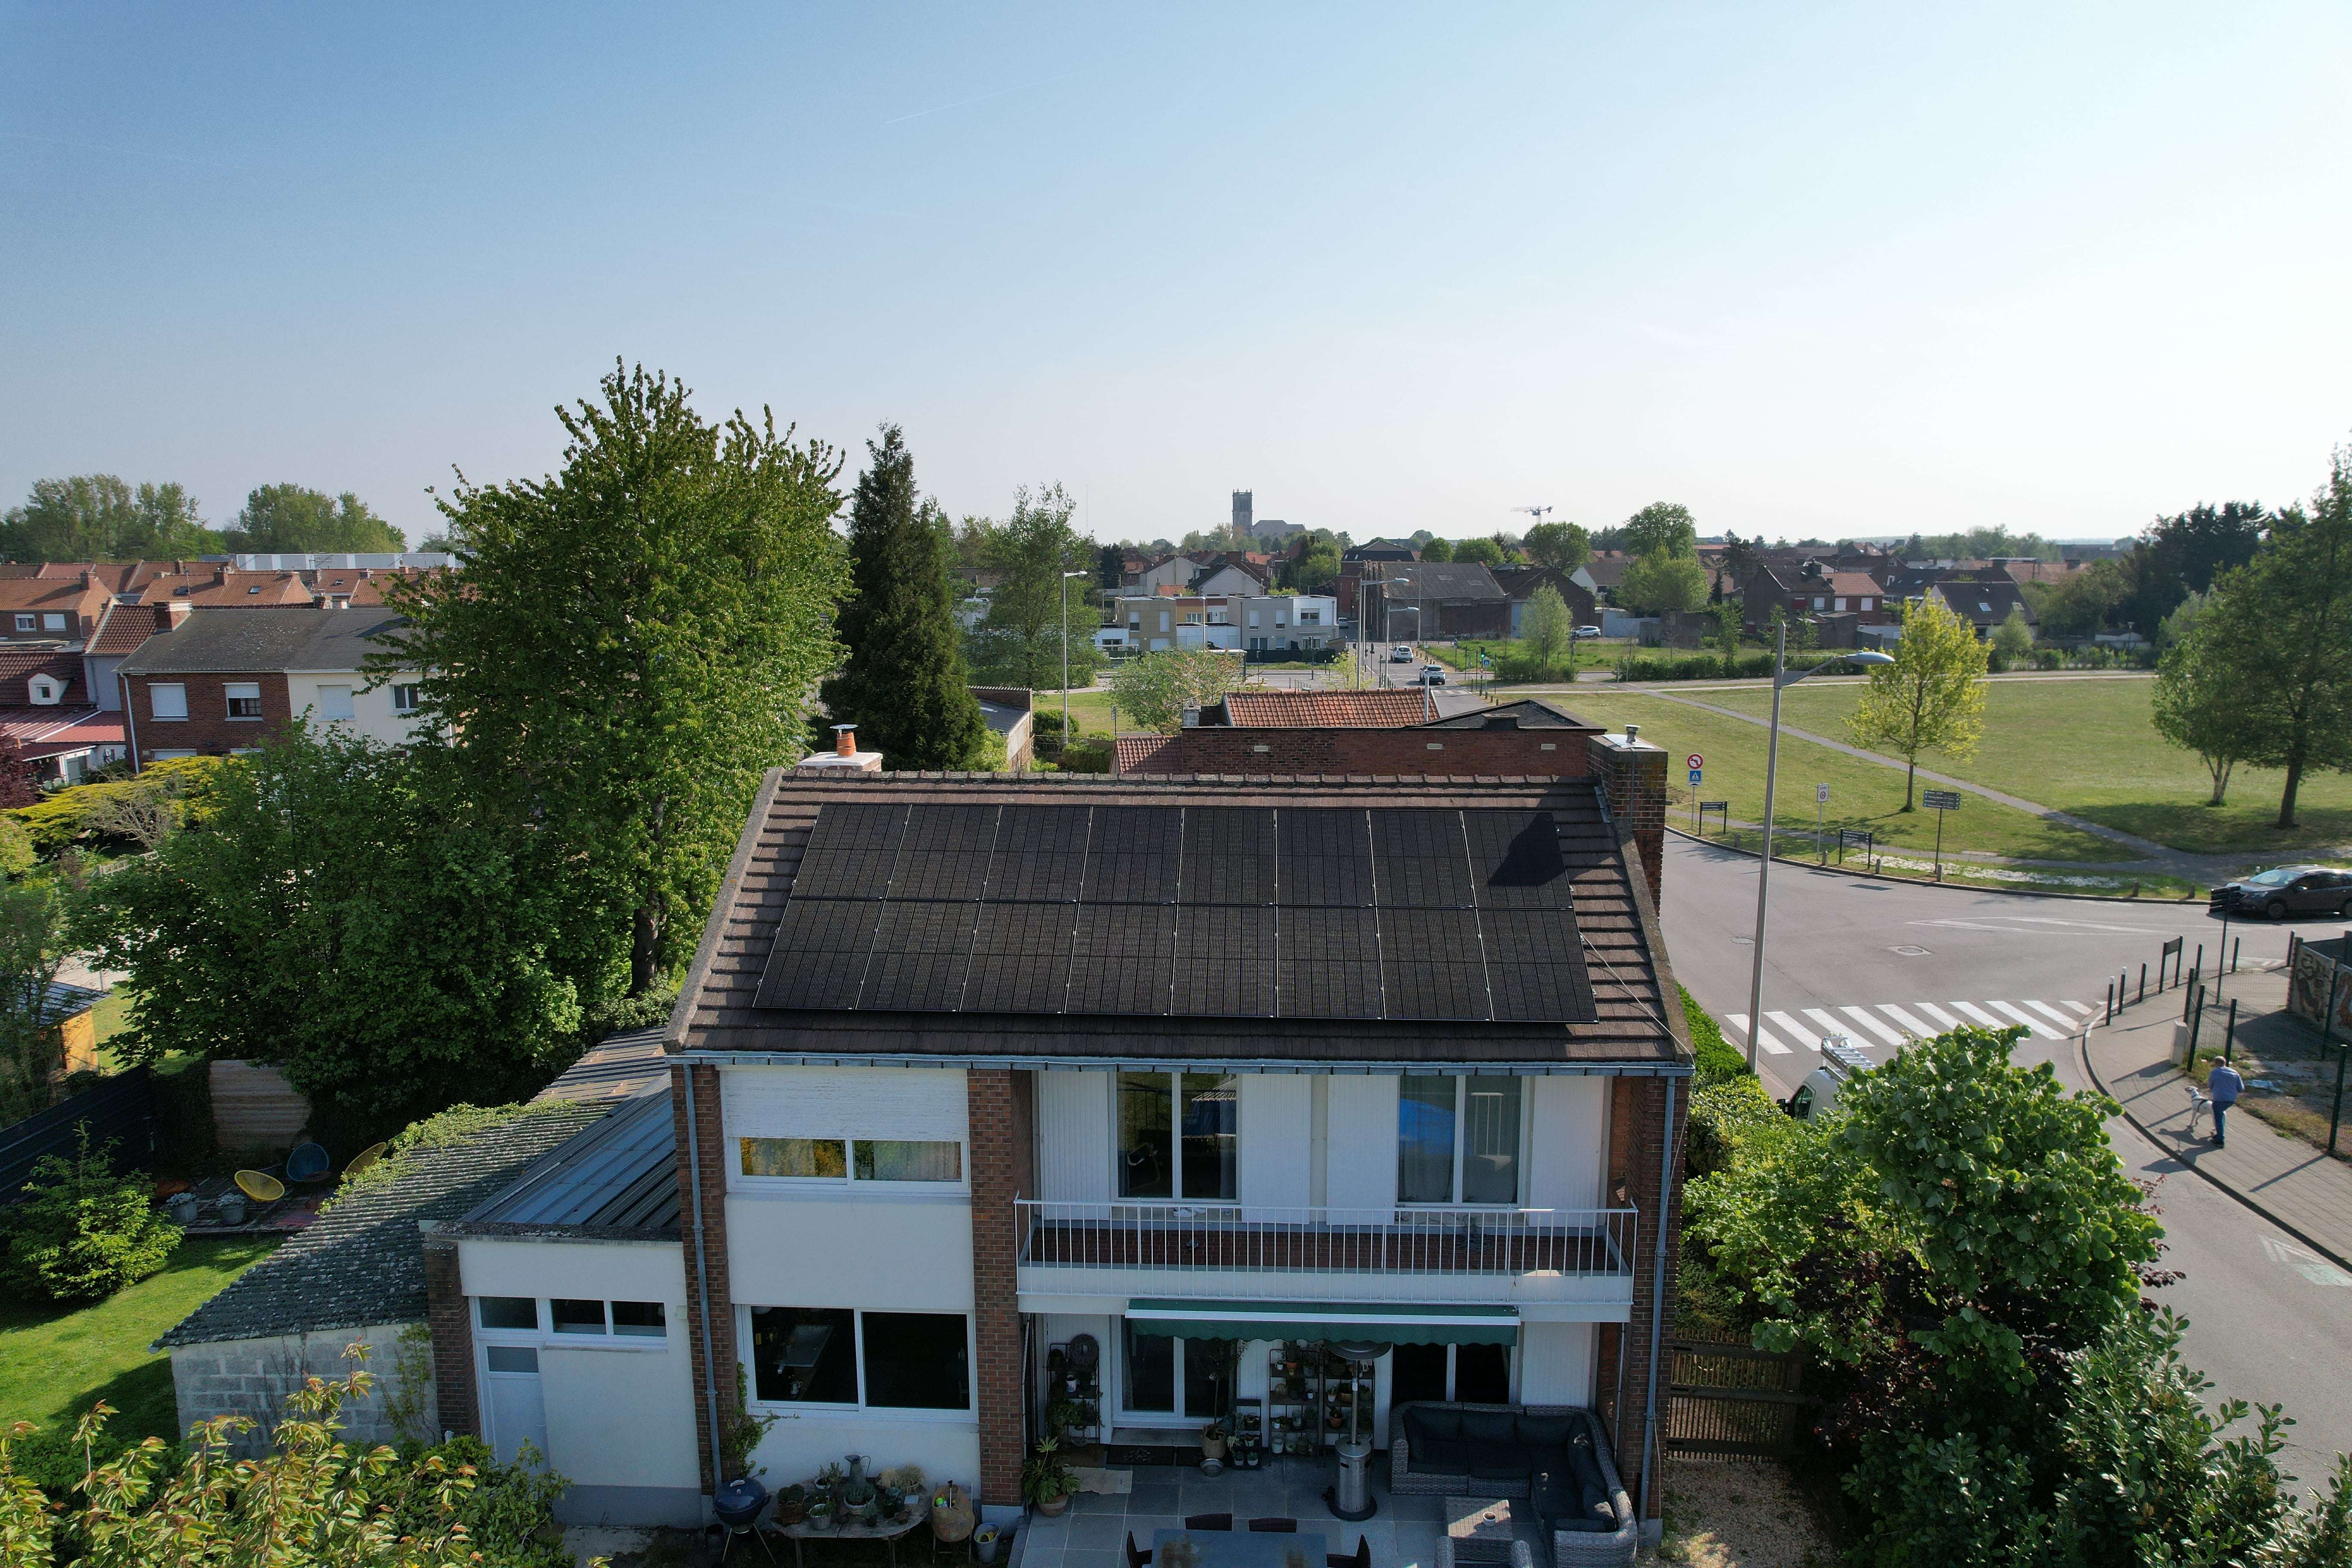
[[0, 1237, 279, 1446], [1689, 678, 2352, 858], [1554, 691, 2132, 866]]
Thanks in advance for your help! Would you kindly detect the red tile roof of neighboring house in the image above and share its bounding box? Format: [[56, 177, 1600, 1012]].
[[0, 650, 85, 705], [1216, 690, 1435, 727], [1827, 572, 1885, 597], [1114, 735, 1176, 773], [0, 708, 124, 760], [87, 601, 160, 657]]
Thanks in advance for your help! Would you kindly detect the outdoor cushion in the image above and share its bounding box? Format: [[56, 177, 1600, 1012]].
[[1415, 1441, 1470, 1475], [1458, 1410, 1517, 1445], [1514, 1413, 1574, 1448], [1466, 1444, 1533, 1480], [1405, 1409, 1462, 1446], [1565, 1441, 1613, 1525], [1529, 1468, 1573, 1521]]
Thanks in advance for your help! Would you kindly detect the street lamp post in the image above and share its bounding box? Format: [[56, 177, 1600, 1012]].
[[1743, 624, 1895, 1068]]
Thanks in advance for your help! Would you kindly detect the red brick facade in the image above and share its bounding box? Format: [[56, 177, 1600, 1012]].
[[420, 1231, 478, 1440], [967, 1068, 1033, 1509], [1607, 1075, 1688, 1524], [122, 670, 293, 768], [673, 1061, 736, 1493], [1119, 727, 1597, 778], [1587, 732, 1668, 910]]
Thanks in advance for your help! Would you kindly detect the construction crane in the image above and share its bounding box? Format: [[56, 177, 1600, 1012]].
[[1512, 505, 1552, 523]]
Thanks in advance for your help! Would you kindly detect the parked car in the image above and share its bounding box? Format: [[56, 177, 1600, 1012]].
[[2208, 865, 2352, 920], [1389, 645, 1415, 662], [1421, 665, 1446, 686], [1573, 625, 1602, 640], [1786, 1038, 1873, 1121]]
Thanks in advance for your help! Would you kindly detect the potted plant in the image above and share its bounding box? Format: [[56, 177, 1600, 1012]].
[[807, 1494, 835, 1532], [775, 1484, 808, 1526], [1023, 1438, 1076, 1517], [1200, 1422, 1228, 1464], [1047, 1398, 1090, 1443]]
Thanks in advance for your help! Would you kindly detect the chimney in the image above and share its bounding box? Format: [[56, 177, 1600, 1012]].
[[153, 601, 193, 632], [1588, 725, 1667, 913], [796, 722, 883, 775]]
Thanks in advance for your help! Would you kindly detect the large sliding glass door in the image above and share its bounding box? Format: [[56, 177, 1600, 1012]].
[[1121, 1320, 1228, 1422]]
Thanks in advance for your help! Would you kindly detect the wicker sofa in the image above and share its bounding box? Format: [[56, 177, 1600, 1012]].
[[1389, 1402, 1636, 1568]]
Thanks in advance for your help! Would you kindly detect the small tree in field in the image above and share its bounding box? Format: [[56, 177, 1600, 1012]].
[[1848, 595, 1988, 809], [1519, 585, 1572, 675], [2152, 615, 2262, 805], [1990, 605, 2034, 669], [1109, 649, 1246, 733]]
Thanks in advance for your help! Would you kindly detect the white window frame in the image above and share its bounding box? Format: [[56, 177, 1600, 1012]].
[[734, 1134, 968, 1194], [224, 682, 263, 720], [149, 683, 187, 721], [738, 1305, 975, 1418], [1112, 1320, 1225, 1427], [11, 615, 30, 632], [390, 683, 422, 715], [1396, 1075, 1532, 1208], [472, 1294, 670, 1353]]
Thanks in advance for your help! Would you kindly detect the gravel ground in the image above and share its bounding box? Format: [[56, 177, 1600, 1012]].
[[1650, 1458, 1833, 1568]]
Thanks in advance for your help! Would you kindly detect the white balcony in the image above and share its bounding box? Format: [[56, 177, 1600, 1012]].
[[1014, 1201, 1639, 1319]]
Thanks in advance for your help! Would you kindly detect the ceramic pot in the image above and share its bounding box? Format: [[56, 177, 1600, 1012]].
[[167, 1192, 199, 1225], [217, 1195, 248, 1226], [1037, 1492, 1071, 1518], [974, 1524, 1002, 1564]]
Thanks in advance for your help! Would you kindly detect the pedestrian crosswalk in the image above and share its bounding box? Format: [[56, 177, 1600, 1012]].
[[1724, 998, 2094, 1056]]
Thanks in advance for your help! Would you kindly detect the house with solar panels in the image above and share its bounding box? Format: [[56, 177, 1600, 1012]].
[[404, 731, 1686, 1544]]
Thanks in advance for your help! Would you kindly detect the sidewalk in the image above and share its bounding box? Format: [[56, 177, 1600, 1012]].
[[2082, 965, 2352, 1270]]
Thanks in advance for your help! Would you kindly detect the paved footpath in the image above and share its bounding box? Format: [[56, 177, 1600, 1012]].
[[2083, 966, 2352, 1270]]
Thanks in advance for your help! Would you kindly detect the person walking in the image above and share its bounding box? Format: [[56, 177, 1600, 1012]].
[[2207, 1059, 2244, 1147]]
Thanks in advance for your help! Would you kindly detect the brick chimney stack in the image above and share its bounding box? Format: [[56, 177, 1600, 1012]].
[[1588, 724, 1668, 910], [153, 601, 193, 633]]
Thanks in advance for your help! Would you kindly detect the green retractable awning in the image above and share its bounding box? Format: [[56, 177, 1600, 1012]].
[[1126, 1298, 1519, 1346]]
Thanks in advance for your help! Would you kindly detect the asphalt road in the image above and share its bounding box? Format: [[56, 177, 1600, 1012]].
[[1660, 833, 2352, 1483]]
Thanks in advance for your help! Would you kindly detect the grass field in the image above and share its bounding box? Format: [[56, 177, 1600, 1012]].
[[1686, 678, 2352, 857], [0, 1237, 278, 1446], [1554, 690, 2134, 866]]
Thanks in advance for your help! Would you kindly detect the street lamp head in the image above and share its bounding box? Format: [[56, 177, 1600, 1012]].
[[1847, 650, 1895, 666]]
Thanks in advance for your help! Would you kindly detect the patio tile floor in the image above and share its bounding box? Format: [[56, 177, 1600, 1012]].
[[1022, 1457, 1539, 1568]]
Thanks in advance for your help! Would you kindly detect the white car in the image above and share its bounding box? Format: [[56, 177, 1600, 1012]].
[[1572, 625, 1602, 640], [1388, 645, 1415, 663], [1421, 665, 1447, 686]]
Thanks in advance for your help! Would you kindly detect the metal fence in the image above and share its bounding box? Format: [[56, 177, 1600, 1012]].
[[1014, 1200, 1638, 1283], [0, 1067, 155, 1206], [1665, 1336, 1811, 1456]]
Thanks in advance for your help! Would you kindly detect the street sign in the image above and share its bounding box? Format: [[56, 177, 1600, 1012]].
[[1922, 789, 1962, 810], [1686, 753, 1703, 769], [1687, 768, 1703, 785], [1815, 783, 1830, 805]]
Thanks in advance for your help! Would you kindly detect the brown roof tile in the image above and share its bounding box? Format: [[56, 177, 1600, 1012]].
[[1218, 690, 1432, 727]]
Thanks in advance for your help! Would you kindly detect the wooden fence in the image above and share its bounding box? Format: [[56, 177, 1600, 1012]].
[[0, 1067, 155, 1205], [1664, 1336, 1811, 1456]]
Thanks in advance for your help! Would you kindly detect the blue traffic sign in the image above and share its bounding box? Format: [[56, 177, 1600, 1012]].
[[1687, 768, 1703, 785]]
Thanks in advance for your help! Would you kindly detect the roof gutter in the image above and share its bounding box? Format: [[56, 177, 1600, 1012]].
[[672, 1049, 1692, 1078]]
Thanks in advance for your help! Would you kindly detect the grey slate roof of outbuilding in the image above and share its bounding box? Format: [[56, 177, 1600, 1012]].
[[114, 607, 414, 677], [154, 1099, 607, 1349], [1363, 562, 1506, 602], [1420, 698, 1596, 730]]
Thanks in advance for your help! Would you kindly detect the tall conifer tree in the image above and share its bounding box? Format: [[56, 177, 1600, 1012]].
[[824, 426, 989, 770]]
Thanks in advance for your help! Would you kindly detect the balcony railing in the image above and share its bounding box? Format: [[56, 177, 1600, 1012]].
[[1014, 1201, 1638, 1281]]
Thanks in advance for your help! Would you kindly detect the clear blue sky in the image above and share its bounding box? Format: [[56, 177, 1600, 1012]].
[[4, 3, 2347, 547]]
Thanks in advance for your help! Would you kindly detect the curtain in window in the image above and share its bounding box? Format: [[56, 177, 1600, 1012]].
[[1398, 1077, 1456, 1203], [1179, 1072, 1238, 1201], [1461, 1077, 1521, 1204]]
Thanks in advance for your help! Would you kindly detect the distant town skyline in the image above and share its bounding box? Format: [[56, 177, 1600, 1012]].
[[5, 5, 2346, 547]]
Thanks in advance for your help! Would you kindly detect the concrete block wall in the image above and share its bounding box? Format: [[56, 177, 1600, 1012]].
[[169, 1323, 432, 1457]]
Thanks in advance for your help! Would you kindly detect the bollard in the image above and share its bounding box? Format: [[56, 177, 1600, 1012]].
[[2106, 980, 2114, 1024], [2225, 997, 2239, 1063], [2232, 937, 2240, 974], [2187, 983, 2204, 1055], [2183, 966, 2199, 1023], [2195, 943, 2204, 983], [2138, 963, 2147, 1005]]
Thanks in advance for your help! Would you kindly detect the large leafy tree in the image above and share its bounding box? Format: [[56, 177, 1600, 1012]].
[[1620, 501, 1698, 560], [1616, 551, 1709, 612], [1521, 519, 1591, 575], [0, 475, 216, 560], [1449, 536, 1506, 567], [1283, 534, 1341, 591], [383, 362, 848, 998], [966, 483, 1101, 692], [2151, 613, 2263, 805], [79, 734, 582, 1129], [1848, 593, 1988, 808], [2188, 445, 2352, 828], [1518, 584, 1572, 674], [1108, 648, 1246, 733], [224, 484, 406, 553], [821, 427, 988, 771]]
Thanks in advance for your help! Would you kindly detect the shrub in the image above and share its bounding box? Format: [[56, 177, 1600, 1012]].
[[391, 1434, 573, 1568], [1685, 1075, 1792, 1178], [1, 1126, 178, 1303], [1681, 984, 1749, 1085], [7, 756, 226, 854]]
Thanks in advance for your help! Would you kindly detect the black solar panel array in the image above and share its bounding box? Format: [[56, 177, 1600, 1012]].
[[753, 802, 1594, 1023]]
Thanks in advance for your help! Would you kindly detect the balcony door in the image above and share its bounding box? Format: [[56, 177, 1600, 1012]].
[[1120, 1320, 1228, 1423], [1118, 1071, 1237, 1203], [1398, 1076, 1522, 1205]]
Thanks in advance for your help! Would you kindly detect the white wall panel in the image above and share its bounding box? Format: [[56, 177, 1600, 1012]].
[[728, 1194, 975, 1311], [723, 1066, 968, 1142], [1516, 1322, 1595, 1406], [1324, 1075, 1398, 1210], [541, 1341, 701, 1489], [1526, 1077, 1607, 1213], [1036, 1071, 1112, 1204], [1239, 1075, 1312, 1211]]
